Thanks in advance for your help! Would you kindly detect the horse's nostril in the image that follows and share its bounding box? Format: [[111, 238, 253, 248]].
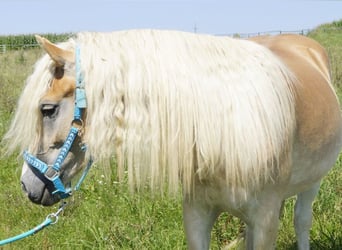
[[21, 181, 40, 203], [21, 181, 28, 193]]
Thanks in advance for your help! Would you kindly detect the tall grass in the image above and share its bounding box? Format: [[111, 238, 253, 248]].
[[308, 20, 342, 93], [0, 24, 341, 249]]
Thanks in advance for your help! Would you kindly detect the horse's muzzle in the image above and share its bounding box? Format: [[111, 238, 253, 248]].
[[20, 163, 61, 206]]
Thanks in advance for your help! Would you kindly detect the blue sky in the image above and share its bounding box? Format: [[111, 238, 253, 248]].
[[0, 0, 341, 35]]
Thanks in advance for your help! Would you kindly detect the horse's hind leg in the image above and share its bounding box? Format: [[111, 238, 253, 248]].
[[183, 197, 220, 250], [294, 182, 320, 250]]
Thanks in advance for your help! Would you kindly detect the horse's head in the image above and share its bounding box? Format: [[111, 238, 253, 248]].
[[20, 36, 86, 206]]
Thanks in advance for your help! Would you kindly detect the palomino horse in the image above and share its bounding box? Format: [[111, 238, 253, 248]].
[[5, 30, 342, 249]]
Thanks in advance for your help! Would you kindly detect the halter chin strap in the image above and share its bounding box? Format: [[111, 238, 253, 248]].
[[23, 45, 92, 199]]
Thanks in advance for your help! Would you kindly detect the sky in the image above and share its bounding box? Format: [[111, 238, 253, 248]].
[[0, 0, 341, 36]]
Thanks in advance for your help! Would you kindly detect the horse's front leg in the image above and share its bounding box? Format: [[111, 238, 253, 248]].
[[245, 191, 283, 250], [183, 196, 220, 250]]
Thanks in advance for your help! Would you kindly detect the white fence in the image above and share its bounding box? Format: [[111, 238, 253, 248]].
[[220, 29, 311, 38]]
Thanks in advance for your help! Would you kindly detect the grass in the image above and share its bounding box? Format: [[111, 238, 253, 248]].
[[0, 23, 342, 249], [308, 20, 342, 96]]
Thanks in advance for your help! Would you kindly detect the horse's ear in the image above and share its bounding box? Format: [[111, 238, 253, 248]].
[[35, 35, 74, 66]]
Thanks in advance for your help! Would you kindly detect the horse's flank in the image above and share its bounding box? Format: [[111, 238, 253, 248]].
[[251, 34, 341, 152], [5, 30, 297, 198]]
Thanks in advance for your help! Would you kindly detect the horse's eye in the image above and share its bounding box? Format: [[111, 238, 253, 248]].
[[40, 104, 59, 118]]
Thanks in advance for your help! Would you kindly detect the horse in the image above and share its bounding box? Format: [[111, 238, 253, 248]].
[[4, 30, 342, 249]]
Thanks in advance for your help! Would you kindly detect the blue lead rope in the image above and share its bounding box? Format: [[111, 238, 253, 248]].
[[0, 218, 52, 246], [0, 202, 66, 246]]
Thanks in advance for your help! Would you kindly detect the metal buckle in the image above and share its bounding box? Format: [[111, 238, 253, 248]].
[[44, 166, 59, 181]]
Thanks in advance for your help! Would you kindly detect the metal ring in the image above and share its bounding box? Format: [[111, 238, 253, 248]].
[[46, 213, 59, 225], [71, 118, 84, 128], [72, 119, 85, 137]]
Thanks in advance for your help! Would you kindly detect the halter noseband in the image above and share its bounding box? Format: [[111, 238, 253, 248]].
[[23, 45, 91, 199]]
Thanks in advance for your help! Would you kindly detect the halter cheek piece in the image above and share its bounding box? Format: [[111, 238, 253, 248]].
[[23, 46, 92, 199]]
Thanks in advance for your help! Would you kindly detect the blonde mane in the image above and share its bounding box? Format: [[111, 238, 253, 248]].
[[5, 30, 296, 197]]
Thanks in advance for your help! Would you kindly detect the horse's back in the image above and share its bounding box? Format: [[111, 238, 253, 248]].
[[251, 34, 342, 195]]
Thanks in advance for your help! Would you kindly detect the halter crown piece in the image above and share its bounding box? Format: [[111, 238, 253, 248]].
[[23, 45, 92, 199]]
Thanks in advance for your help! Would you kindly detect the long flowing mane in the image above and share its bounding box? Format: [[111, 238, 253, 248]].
[[5, 30, 296, 197]]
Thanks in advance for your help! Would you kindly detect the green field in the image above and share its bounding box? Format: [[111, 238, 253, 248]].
[[0, 22, 341, 249]]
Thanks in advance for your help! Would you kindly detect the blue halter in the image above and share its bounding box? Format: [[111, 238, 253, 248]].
[[23, 45, 92, 199]]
